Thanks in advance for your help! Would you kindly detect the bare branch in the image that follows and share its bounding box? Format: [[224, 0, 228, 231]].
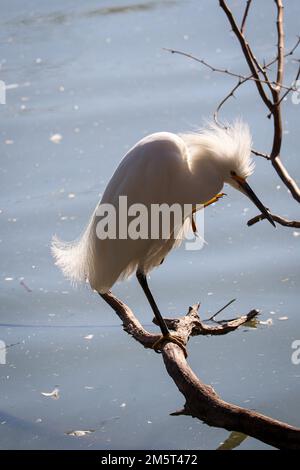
[[247, 212, 300, 228], [164, 48, 295, 92], [214, 37, 300, 125], [251, 149, 271, 160], [275, 0, 285, 90], [218, 0, 300, 203], [101, 292, 300, 450], [219, 0, 274, 111], [278, 61, 300, 105]]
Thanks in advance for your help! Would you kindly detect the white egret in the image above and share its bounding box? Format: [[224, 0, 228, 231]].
[[52, 122, 275, 355]]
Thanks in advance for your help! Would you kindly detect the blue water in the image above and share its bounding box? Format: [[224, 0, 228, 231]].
[[0, 0, 299, 450]]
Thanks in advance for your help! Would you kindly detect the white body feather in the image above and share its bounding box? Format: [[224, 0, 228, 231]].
[[52, 122, 253, 293]]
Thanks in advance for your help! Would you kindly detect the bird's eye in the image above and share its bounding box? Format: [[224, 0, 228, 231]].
[[230, 170, 236, 177]]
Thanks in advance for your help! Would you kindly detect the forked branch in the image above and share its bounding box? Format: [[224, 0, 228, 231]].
[[102, 291, 300, 450]]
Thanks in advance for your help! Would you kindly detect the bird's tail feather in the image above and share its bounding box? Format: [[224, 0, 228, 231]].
[[51, 210, 96, 286]]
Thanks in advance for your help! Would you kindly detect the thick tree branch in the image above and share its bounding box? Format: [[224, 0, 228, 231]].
[[101, 291, 300, 450]]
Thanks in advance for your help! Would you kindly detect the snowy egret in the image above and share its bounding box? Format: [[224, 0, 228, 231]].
[[52, 122, 275, 355]]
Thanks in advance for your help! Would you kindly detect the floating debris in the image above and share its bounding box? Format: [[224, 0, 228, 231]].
[[50, 133, 62, 144], [120, 403, 126, 408], [260, 318, 273, 326], [20, 280, 32, 292], [41, 387, 59, 400], [66, 430, 95, 437], [84, 334, 94, 340], [278, 316, 288, 321]]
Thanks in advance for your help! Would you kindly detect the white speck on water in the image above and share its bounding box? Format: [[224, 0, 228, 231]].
[[278, 316, 288, 321], [35, 58, 42, 64], [68, 193, 76, 199], [6, 83, 18, 90], [276, 185, 281, 190], [84, 334, 94, 340], [41, 387, 59, 400], [5, 277, 13, 281], [5, 139, 14, 145], [35, 418, 42, 423], [293, 231, 300, 238], [120, 403, 126, 408], [50, 133, 62, 144], [260, 318, 273, 326], [58, 85, 65, 92], [207, 292, 213, 296], [66, 430, 95, 437]]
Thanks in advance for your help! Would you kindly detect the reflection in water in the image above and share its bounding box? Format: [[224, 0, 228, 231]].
[[217, 431, 248, 450]]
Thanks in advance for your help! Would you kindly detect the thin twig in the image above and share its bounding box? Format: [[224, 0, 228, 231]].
[[247, 212, 300, 228], [241, 0, 252, 34], [278, 62, 300, 106], [214, 37, 300, 126], [207, 298, 236, 321], [251, 149, 271, 160], [164, 48, 296, 92], [219, 0, 274, 111]]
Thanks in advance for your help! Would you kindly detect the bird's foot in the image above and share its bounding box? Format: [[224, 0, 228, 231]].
[[152, 333, 187, 358]]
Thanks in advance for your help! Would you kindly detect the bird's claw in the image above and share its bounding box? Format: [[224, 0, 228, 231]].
[[152, 333, 188, 358]]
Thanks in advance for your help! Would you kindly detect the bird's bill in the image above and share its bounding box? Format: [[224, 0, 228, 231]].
[[232, 174, 276, 227]]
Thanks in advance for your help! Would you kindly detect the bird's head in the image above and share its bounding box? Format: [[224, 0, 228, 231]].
[[216, 121, 275, 227], [226, 170, 275, 227]]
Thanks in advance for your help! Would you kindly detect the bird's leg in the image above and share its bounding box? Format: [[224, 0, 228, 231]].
[[136, 270, 187, 357]]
